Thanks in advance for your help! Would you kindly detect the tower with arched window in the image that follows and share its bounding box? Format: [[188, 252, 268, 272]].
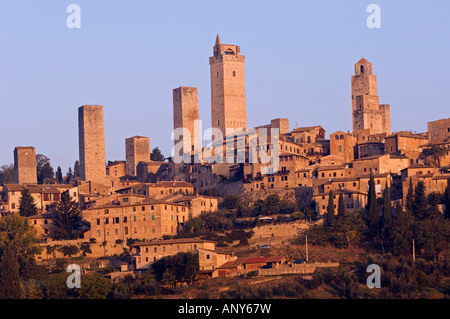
[[209, 35, 247, 137], [351, 58, 390, 136]]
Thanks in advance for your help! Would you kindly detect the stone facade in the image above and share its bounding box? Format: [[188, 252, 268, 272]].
[[352, 58, 390, 135], [125, 136, 150, 176], [82, 198, 190, 244], [78, 105, 107, 185], [210, 35, 247, 136], [428, 118, 450, 143], [14, 146, 37, 184]]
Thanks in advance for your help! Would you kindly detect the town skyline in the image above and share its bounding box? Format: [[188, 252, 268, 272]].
[[1, 1, 449, 172]]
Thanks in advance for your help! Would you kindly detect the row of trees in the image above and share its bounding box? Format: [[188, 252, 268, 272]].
[[310, 174, 450, 259]]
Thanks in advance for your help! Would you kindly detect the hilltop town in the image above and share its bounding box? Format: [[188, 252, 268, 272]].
[[1, 36, 450, 298]]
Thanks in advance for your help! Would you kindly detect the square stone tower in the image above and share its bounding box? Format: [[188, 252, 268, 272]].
[[352, 58, 390, 135], [209, 35, 247, 137], [126, 136, 150, 176], [14, 146, 37, 184], [173, 86, 200, 156], [78, 105, 107, 184]]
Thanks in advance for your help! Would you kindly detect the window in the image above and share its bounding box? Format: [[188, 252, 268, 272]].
[[154, 247, 157, 253], [115, 217, 119, 224], [233, 71, 236, 76], [340, 135, 344, 140], [360, 65, 365, 74], [105, 218, 109, 224], [206, 255, 210, 260], [142, 206, 145, 211], [96, 219, 100, 225], [338, 146, 342, 152], [152, 215, 155, 221], [133, 216, 137, 222], [123, 216, 127, 223], [125, 227, 128, 235]]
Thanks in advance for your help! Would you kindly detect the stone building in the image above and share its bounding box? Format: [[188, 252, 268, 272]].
[[173, 86, 200, 157], [130, 238, 234, 272], [82, 198, 190, 244], [329, 131, 357, 162], [2, 184, 62, 213], [78, 105, 107, 185], [352, 58, 390, 136], [14, 146, 37, 184], [210, 35, 247, 136], [125, 136, 150, 176], [106, 161, 126, 178], [428, 118, 450, 144]]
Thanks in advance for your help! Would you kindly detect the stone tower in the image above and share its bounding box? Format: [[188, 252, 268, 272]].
[[351, 58, 390, 135], [14, 146, 37, 184], [78, 105, 107, 184], [173, 86, 200, 156], [126, 136, 150, 176], [209, 35, 247, 137]]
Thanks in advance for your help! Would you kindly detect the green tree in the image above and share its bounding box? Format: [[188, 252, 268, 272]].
[[56, 166, 63, 184], [51, 193, 83, 240], [444, 178, 450, 219], [66, 167, 73, 183], [367, 174, 379, 236], [405, 178, 414, 215], [383, 181, 392, 228], [0, 164, 15, 185], [18, 188, 39, 217], [326, 190, 335, 227], [337, 192, 346, 220], [413, 181, 428, 220], [0, 214, 42, 278], [222, 195, 240, 210], [36, 154, 54, 184], [0, 247, 22, 299], [73, 160, 80, 178], [150, 147, 165, 161], [78, 275, 113, 299], [392, 209, 415, 256]]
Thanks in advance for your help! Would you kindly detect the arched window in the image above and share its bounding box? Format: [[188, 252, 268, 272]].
[[340, 135, 344, 140], [360, 65, 365, 74], [338, 146, 342, 152], [224, 49, 235, 55]]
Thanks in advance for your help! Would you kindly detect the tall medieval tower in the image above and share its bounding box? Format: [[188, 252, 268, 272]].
[[173, 86, 200, 156], [209, 35, 247, 137], [351, 58, 390, 135], [14, 146, 37, 184], [78, 105, 107, 184], [126, 136, 150, 176]]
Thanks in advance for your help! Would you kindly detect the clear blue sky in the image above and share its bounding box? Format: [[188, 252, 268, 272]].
[[0, 1, 449, 174]]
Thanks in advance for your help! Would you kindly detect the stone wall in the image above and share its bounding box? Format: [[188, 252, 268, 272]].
[[258, 262, 339, 276]]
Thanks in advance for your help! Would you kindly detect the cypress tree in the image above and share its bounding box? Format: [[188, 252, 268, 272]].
[[326, 190, 335, 227], [383, 181, 392, 227], [405, 178, 414, 215], [18, 188, 39, 217], [444, 178, 450, 219], [368, 174, 379, 236], [413, 180, 427, 220], [338, 191, 346, 219]]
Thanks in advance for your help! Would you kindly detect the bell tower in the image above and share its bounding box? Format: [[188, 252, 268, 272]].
[[352, 58, 390, 135], [209, 35, 247, 137]]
